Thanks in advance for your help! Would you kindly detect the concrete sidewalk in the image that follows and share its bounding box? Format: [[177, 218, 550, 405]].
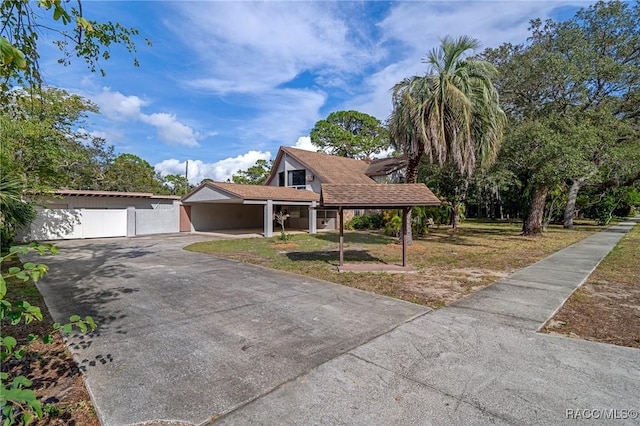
[[453, 218, 639, 331], [215, 219, 640, 425]]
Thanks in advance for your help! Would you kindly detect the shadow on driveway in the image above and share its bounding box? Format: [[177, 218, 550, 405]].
[[36, 234, 427, 425]]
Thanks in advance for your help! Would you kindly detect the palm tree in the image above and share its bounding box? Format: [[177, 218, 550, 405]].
[[390, 35, 506, 232], [0, 174, 35, 252]]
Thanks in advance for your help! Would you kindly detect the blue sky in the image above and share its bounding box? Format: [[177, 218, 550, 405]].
[[38, 1, 590, 184]]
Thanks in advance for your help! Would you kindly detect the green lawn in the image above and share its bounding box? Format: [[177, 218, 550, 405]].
[[186, 220, 603, 308]]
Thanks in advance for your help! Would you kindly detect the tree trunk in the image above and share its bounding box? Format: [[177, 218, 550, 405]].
[[404, 154, 421, 185], [450, 202, 462, 228], [402, 207, 413, 245], [522, 187, 548, 236], [449, 179, 468, 229], [401, 154, 422, 245], [542, 195, 556, 232], [563, 177, 587, 229]]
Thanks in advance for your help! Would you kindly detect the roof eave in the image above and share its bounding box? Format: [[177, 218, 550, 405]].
[[264, 147, 286, 186], [322, 202, 441, 209]]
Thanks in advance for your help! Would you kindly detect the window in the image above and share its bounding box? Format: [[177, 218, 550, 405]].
[[287, 169, 306, 188], [278, 171, 285, 187]]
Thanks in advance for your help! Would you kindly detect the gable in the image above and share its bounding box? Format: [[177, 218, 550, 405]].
[[265, 146, 376, 187], [182, 184, 239, 203]]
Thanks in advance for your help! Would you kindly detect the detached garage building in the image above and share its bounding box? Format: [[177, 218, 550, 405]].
[[19, 190, 181, 241]]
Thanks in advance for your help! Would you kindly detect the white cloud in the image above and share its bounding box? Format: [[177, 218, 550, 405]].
[[93, 88, 148, 121], [292, 136, 317, 152], [91, 87, 202, 147], [140, 113, 200, 147], [379, 1, 591, 54], [345, 60, 423, 121], [155, 150, 272, 184], [170, 2, 373, 95], [348, 1, 593, 122]]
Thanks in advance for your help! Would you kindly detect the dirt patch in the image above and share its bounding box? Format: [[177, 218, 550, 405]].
[[542, 223, 640, 348], [2, 259, 99, 425], [273, 242, 299, 250], [543, 281, 640, 348], [2, 338, 100, 425], [395, 267, 509, 307]]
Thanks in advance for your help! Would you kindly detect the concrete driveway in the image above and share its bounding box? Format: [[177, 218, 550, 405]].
[[35, 234, 427, 425]]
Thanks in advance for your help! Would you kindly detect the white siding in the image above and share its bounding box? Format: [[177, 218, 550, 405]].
[[268, 155, 321, 192], [183, 186, 235, 203]]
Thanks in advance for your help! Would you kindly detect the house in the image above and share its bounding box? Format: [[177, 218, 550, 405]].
[[182, 146, 412, 237], [23, 147, 428, 242]]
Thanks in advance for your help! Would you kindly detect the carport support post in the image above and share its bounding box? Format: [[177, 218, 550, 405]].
[[339, 207, 344, 266], [402, 207, 408, 267], [264, 200, 273, 237], [309, 202, 317, 234]]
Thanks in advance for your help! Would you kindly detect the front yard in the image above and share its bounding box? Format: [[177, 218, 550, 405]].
[[186, 220, 601, 308]]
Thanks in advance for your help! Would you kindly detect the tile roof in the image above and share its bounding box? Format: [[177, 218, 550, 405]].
[[364, 157, 408, 177], [266, 146, 377, 185], [321, 184, 441, 208], [53, 189, 181, 200], [187, 181, 320, 202]]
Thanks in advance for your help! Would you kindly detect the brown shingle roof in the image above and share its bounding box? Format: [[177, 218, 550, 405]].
[[364, 157, 408, 177], [266, 147, 376, 185], [186, 181, 320, 202], [321, 184, 441, 208]]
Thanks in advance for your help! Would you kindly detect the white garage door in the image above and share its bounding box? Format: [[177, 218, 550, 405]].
[[27, 209, 127, 240]]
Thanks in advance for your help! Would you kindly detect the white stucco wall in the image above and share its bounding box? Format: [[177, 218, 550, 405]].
[[21, 209, 128, 241], [135, 207, 180, 235], [19, 195, 181, 241]]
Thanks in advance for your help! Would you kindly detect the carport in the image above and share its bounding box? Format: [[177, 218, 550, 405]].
[[320, 183, 441, 271], [182, 181, 320, 237]]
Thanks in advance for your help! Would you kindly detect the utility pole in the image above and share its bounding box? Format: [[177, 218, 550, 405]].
[[185, 160, 189, 195]]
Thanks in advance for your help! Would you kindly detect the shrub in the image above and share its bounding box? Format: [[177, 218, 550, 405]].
[[384, 214, 402, 236], [345, 213, 385, 230], [278, 230, 291, 241]]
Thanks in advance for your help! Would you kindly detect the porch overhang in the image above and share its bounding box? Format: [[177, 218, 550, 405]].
[[320, 183, 441, 271]]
